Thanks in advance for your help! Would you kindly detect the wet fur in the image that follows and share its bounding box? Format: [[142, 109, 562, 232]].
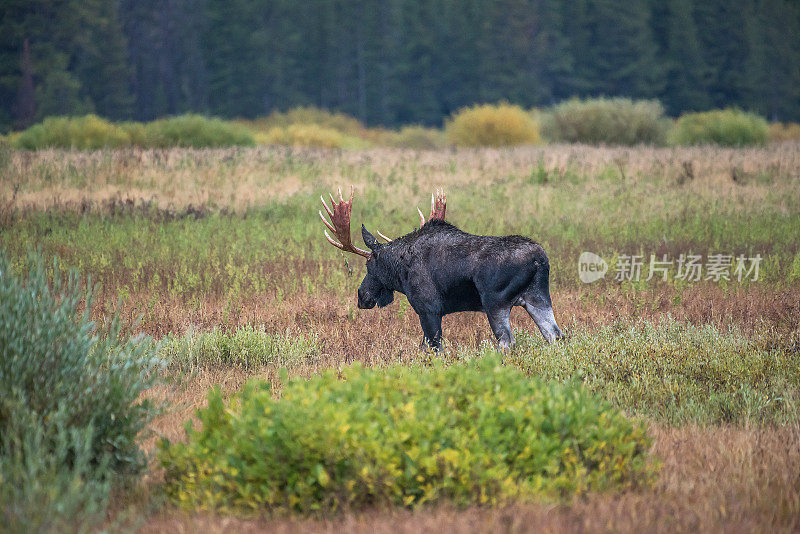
[[357, 220, 562, 350]]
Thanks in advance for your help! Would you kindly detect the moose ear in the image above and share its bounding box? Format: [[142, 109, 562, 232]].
[[361, 225, 380, 251]]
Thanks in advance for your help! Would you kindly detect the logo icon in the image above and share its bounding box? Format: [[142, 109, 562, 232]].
[[578, 252, 607, 283]]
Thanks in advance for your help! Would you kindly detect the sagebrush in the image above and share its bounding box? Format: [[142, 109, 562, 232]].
[[0, 252, 163, 531]]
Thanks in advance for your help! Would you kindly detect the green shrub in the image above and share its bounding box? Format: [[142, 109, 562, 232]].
[[160, 325, 319, 371], [13, 114, 257, 149], [533, 108, 558, 143], [446, 103, 541, 147], [14, 115, 131, 149], [669, 109, 769, 147], [0, 252, 163, 530], [247, 106, 366, 136], [159, 356, 653, 514], [508, 318, 800, 425], [549, 97, 668, 146], [258, 124, 345, 149], [140, 114, 255, 148], [1, 422, 111, 533], [386, 125, 446, 149], [119, 120, 147, 145]]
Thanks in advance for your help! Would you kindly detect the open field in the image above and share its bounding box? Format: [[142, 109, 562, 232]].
[[1, 143, 799, 531]]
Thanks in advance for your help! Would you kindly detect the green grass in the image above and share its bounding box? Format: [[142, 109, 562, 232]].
[[1, 180, 797, 306], [501, 318, 800, 425], [152, 318, 800, 427], [160, 325, 320, 372]]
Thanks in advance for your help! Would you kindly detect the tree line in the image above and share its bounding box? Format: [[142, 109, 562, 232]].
[[2, 0, 799, 132]]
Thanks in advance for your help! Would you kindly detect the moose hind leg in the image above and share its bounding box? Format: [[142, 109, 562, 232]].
[[522, 299, 562, 342], [485, 307, 514, 351]]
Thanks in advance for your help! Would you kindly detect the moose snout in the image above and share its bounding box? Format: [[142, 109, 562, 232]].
[[357, 288, 376, 309]]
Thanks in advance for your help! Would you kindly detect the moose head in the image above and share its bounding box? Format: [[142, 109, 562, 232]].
[[319, 186, 446, 311]]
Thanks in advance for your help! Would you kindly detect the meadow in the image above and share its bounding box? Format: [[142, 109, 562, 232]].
[[1, 141, 799, 532]]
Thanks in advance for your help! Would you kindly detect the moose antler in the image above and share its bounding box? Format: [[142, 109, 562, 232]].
[[430, 188, 446, 220], [319, 186, 372, 259], [417, 188, 447, 226]]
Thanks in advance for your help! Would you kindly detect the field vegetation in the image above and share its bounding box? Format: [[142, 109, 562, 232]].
[[547, 98, 669, 146], [4, 101, 796, 152], [0, 253, 163, 532], [1, 140, 799, 531], [669, 109, 771, 147], [160, 357, 653, 513]]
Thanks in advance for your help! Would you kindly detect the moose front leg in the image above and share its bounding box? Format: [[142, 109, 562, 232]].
[[418, 313, 443, 351], [485, 307, 515, 352]]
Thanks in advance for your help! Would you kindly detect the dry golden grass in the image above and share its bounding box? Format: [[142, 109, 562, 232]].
[[96, 280, 800, 351], [2, 143, 799, 212]]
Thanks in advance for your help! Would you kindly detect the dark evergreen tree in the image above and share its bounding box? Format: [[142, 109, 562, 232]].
[[658, 0, 709, 114], [694, 0, 752, 109], [528, 0, 574, 105], [2, 0, 800, 131], [71, 0, 132, 120], [583, 0, 665, 97], [13, 37, 36, 129]]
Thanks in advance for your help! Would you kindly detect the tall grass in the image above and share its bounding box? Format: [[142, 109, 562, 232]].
[[503, 318, 800, 425], [160, 325, 320, 371]]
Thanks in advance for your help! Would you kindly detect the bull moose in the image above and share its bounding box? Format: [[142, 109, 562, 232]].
[[319, 187, 562, 351]]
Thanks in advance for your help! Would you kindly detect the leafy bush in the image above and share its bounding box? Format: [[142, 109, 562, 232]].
[[140, 114, 255, 148], [14, 115, 131, 149], [0, 252, 163, 530], [533, 108, 558, 143], [159, 356, 653, 514], [769, 122, 800, 142], [549, 98, 668, 146], [446, 103, 541, 147], [669, 109, 769, 147], [13, 114, 256, 149], [509, 318, 800, 425], [119, 120, 147, 145], [247, 106, 366, 137], [386, 125, 446, 149], [259, 124, 345, 149], [160, 325, 319, 371]]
